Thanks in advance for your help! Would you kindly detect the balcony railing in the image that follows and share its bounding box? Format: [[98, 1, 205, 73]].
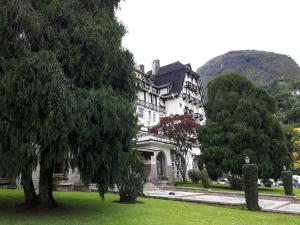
[[182, 93, 203, 106], [139, 81, 150, 91], [138, 81, 160, 95], [184, 108, 203, 121], [195, 113, 204, 121], [136, 133, 176, 145], [137, 99, 166, 114], [185, 81, 198, 93]]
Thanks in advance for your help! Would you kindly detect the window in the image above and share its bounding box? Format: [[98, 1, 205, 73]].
[[150, 93, 153, 104], [171, 155, 176, 178], [148, 110, 151, 120], [153, 113, 156, 122], [144, 91, 147, 102], [192, 158, 198, 169], [138, 107, 144, 118], [179, 103, 182, 108]]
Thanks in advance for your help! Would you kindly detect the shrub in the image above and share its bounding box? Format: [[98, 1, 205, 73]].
[[188, 169, 201, 183], [200, 169, 210, 189], [116, 150, 144, 203], [243, 164, 260, 211], [293, 167, 300, 176], [282, 171, 293, 196]]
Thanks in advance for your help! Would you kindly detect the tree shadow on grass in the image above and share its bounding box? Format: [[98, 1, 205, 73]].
[[0, 190, 124, 219]]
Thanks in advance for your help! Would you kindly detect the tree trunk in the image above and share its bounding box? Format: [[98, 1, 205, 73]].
[[180, 160, 187, 183], [39, 157, 56, 208], [181, 170, 187, 183], [21, 169, 39, 207]]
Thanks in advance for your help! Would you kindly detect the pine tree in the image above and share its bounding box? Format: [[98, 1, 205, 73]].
[[199, 74, 291, 183]]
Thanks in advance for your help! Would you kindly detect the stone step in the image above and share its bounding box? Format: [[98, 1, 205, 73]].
[[143, 183, 161, 192]]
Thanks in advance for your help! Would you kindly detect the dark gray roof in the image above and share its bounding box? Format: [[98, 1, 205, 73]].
[[152, 62, 199, 95]]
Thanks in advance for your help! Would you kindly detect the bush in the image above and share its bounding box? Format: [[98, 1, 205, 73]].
[[188, 169, 201, 183], [293, 167, 300, 176], [116, 150, 144, 203], [282, 171, 293, 196], [200, 169, 210, 189], [243, 164, 260, 211]]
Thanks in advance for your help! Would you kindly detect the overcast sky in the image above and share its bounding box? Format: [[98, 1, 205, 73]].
[[117, 0, 300, 71]]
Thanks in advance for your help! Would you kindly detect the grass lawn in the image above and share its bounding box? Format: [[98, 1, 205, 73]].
[[176, 182, 300, 198], [0, 189, 300, 225]]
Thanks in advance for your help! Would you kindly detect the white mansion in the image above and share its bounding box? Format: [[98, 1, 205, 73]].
[[1, 60, 206, 189], [135, 60, 206, 182]]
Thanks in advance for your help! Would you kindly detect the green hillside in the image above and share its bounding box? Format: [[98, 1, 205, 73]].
[[197, 50, 300, 124], [197, 50, 300, 88]]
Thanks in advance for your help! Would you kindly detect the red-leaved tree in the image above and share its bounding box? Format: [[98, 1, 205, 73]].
[[150, 114, 200, 183]]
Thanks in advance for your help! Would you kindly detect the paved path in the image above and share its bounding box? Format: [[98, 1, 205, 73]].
[[144, 188, 300, 215]]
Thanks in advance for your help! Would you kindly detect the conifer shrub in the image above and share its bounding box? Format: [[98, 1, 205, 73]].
[[282, 171, 293, 196], [117, 150, 144, 203], [200, 169, 210, 189], [243, 164, 260, 211], [188, 169, 201, 183]]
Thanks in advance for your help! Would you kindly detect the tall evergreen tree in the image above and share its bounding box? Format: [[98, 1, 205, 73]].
[[199, 74, 290, 182], [0, 0, 137, 208]]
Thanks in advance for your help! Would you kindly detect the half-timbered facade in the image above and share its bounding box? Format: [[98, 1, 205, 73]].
[[135, 60, 206, 183]]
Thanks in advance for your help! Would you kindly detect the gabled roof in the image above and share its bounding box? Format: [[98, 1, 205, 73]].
[[152, 61, 198, 95]]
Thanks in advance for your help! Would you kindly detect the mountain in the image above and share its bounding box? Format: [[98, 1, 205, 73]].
[[197, 50, 300, 88]]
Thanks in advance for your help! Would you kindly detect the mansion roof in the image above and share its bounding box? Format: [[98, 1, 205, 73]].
[[140, 61, 203, 97]]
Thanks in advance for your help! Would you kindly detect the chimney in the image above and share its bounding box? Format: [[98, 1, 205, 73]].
[[152, 59, 160, 75], [137, 64, 145, 73]]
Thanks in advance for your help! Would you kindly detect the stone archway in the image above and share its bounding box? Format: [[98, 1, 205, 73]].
[[156, 151, 167, 180]]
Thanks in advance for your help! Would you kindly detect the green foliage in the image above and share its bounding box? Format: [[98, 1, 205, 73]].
[[200, 74, 290, 181], [243, 164, 260, 211], [0, 50, 69, 178], [282, 125, 300, 156], [281, 171, 293, 196], [116, 150, 144, 203], [70, 89, 137, 196], [0, 0, 137, 205], [267, 78, 300, 124], [188, 169, 201, 183], [293, 167, 300, 175], [199, 169, 210, 189]]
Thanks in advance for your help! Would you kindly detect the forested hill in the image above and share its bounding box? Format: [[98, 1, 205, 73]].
[[197, 50, 300, 88]]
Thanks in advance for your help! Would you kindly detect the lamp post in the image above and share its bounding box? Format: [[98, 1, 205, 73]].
[[245, 156, 250, 164], [283, 165, 287, 171]]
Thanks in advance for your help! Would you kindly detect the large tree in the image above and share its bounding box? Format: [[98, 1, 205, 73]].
[[151, 114, 200, 183], [199, 74, 290, 182], [0, 0, 137, 208]]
